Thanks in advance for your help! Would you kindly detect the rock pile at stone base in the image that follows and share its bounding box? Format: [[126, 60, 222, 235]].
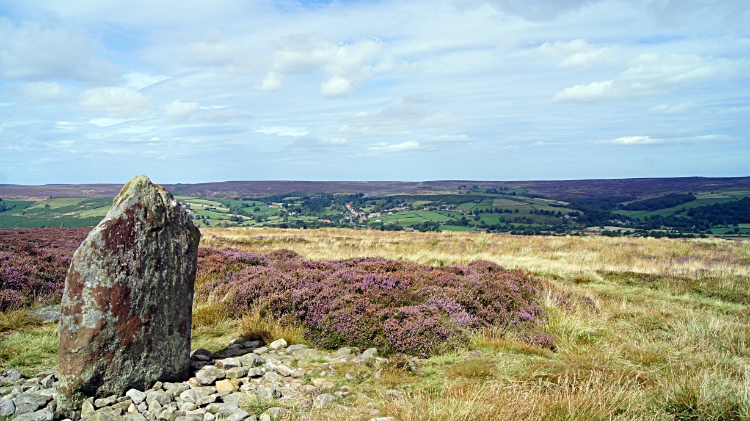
[[1, 339, 411, 421]]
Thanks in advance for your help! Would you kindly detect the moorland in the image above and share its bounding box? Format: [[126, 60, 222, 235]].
[[2, 226, 750, 420]]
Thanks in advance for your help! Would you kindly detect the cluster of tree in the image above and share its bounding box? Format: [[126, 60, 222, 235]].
[[412, 221, 440, 232], [531, 209, 563, 216], [566, 196, 636, 211], [685, 197, 750, 226], [619, 193, 696, 211], [0, 198, 7, 213], [476, 208, 517, 214]]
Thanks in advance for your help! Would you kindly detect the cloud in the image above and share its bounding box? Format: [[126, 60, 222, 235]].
[[80, 87, 153, 117], [367, 141, 420, 154], [537, 39, 615, 68], [598, 134, 735, 145], [124, 73, 170, 90], [651, 102, 693, 113], [165, 100, 200, 120], [0, 17, 119, 83], [181, 41, 243, 67], [321, 76, 353, 97], [194, 108, 251, 122], [454, 0, 596, 20], [553, 80, 613, 102], [255, 126, 309, 137], [14, 82, 74, 102], [424, 134, 472, 143], [288, 137, 348, 150], [88, 118, 135, 127], [257, 72, 282, 91], [339, 96, 429, 135], [270, 34, 386, 97], [420, 113, 463, 127], [609, 136, 662, 145], [554, 54, 733, 102]]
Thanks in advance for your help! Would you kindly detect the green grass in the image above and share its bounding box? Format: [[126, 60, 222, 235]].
[[613, 197, 736, 219], [0, 323, 59, 377], [27, 198, 84, 210]]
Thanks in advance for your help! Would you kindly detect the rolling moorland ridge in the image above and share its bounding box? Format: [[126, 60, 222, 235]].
[[1, 177, 749, 239]]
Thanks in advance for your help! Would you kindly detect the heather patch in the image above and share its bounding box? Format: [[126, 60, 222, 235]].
[[0, 228, 90, 307], [197, 248, 552, 357]]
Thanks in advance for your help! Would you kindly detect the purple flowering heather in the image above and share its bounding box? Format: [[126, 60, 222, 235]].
[[0, 228, 90, 307], [197, 247, 554, 357]]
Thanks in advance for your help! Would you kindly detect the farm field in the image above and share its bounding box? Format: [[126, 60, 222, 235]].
[[2, 178, 750, 239], [2, 227, 750, 420]]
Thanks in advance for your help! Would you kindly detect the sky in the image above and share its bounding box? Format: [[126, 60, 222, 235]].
[[0, 0, 749, 185]]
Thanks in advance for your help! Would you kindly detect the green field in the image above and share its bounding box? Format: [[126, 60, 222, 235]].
[[613, 197, 736, 219]]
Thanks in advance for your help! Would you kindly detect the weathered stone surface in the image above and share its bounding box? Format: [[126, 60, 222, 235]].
[[284, 344, 308, 355], [267, 339, 286, 351], [256, 386, 281, 401], [225, 409, 252, 421], [58, 175, 200, 409], [195, 367, 225, 386], [126, 390, 147, 405], [26, 305, 62, 324], [214, 380, 237, 394], [0, 368, 22, 385], [0, 397, 15, 418], [220, 393, 247, 406], [205, 403, 239, 417], [189, 350, 213, 362], [225, 367, 249, 379], [13, 393, 52, 415], [264, 407, 286, 419], [313, 394, 336, 409], [145, 391, 172, 407], [273, 366, 293, 377], [13, 407, 54, 421], [237, 354, 264, 368], [214, 359, 240, 370]]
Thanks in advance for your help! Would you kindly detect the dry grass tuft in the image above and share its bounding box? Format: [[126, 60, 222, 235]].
[[0, 309, 42, 333], [236, 312, 308, 346], [448, 357, 496, 380]]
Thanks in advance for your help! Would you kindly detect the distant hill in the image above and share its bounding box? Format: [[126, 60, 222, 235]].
[[2, 177, 750, 200]]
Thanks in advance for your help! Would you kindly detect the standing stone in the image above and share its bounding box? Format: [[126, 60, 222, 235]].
[[57, 175, 201, 414]]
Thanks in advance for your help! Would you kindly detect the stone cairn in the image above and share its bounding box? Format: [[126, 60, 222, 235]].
[[1, 338, 409, 421], [56, 175, 201, 418]]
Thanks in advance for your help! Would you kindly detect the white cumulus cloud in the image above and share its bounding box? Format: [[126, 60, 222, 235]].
[[554, 54, 732, 102], [165, 100, 200, 120], [0, 18, 119, 83], [553, 80, 614, 102], [80, 87, 152, 118], [15, 82, 74, 102], [367, 141, 420, 154], [609, 136, 662, 145], [651, 102, 693, 113], [339, 96, 429, 135], [257, 72, 283, 91], [270, 34, 387, 97]]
